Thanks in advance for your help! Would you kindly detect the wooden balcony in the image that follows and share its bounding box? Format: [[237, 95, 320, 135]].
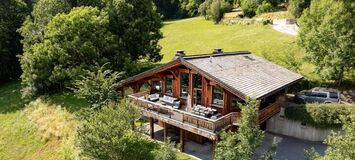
[[128, 92, 282, 140], [128, 92, 240, 140]]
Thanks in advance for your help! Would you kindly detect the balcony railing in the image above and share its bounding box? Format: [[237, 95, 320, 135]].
[[128, 92, 240, 134]]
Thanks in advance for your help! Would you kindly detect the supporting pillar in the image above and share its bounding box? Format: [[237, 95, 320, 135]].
[[149, 117, 154, 139], [163, 122, 168, 142], [180, 128, 185, 152]]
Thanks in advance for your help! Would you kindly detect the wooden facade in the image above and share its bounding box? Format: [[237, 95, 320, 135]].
[[116, 51, 302, 156]]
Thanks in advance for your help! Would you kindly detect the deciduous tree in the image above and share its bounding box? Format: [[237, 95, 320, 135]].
[[0, 0, 28, 81], [298, 0, 355, 84], [215, 98, 264, 159]]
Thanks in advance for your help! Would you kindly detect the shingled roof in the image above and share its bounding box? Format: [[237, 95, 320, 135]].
[[118, 51, 303, 100]]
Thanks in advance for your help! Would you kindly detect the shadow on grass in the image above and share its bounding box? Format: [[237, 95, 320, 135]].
[[0, 81, 25, 114], [0, 81, 90, 114], [46, 92, 90, 113]]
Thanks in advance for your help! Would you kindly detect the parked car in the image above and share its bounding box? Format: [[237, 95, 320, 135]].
[[295, 87, 341, 103]]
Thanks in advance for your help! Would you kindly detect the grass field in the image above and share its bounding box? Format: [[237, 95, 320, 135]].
[[0, 81, 194, 160], [159, 17, 301, 63]]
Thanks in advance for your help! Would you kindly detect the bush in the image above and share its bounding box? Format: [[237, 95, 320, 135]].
[[284, 103, 355, 129], [288, 0, 311, 18], [240, 0, 258, 17], [256, 1, 273, 15], [199, 0, 232, 23], [71, 64, 122, 109], [76, 100, 158, 160]]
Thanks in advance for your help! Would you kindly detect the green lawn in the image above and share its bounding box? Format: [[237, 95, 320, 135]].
[[160, 17, 301, 63], [0, 81, 88, 160]]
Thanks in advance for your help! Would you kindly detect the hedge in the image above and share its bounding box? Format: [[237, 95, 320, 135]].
[[284, 103, 355, 129]]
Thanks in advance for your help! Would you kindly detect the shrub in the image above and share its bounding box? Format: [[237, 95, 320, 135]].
[[240, 0, 258, 17], [284, 103, 355, 129], [256, 1, 273, 15], [71, 64, 122, 109], [199, 0, 232, 23], [76, 100, 158, 160]]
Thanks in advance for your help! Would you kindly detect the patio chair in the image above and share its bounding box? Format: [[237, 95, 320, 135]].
[[148, 93, 160, 102]]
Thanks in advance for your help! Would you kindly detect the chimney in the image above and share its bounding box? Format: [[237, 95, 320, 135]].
[[213, 48, 223, 54], [173, 50, 185, 60]]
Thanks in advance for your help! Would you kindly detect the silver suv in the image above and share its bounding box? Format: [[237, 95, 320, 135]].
[[295, 87, 341, 103]]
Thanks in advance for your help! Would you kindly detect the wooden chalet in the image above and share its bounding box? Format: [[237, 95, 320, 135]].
[[115, 49, 303, 153]]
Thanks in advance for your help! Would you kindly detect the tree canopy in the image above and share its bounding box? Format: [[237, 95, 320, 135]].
[[0, 0, 29, 81], [18, 0, 163, 99], [298, 0, 355, 84]]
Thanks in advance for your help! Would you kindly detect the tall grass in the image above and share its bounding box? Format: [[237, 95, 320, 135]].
[[24, 99, 78, 159]]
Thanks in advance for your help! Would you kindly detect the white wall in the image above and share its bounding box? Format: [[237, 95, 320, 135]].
[[266, 109, 340, 142]]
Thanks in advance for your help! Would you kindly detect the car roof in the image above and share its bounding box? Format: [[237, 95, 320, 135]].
[[311, 87, 339, 93]]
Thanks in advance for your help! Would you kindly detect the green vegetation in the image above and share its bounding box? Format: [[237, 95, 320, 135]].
[[305, 114, 355, 160], [160, 17, 300, 62], [298, 0, 355, 84], [288, 0, 311, 18], [284, 103, 355, 129], [19, 0, 163, 99], [71, 65, 122, 109], [215, 98, 264, 160], [0, 0, 28, 81], [199, 0, 232, 23]]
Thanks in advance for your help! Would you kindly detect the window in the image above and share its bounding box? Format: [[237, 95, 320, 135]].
[[151, 80, 161, 94], [329, 92, 339, 99], [231, 95, 242, 110], [193, 74, 202, 105], [165, 78, 173, 95], [180, 73, 189, 98], [317, 93, 327, 98], [212, 85, 224, 107]]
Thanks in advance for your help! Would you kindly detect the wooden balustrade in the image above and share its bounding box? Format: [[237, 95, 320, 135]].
[[128, 92, 241, 133], [258, 96, 283, 123]]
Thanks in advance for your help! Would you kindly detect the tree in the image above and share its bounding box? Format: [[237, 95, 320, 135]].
[[20, 6, 121, 99], [240, 0, 259, 17], [154, 138, 178, 160], [77, 100, 158, 160], [0, 0, 28, 81], [199, 0, 232, 23], [215, 98, 264, 160], [298, 0, 355, 84], [305, 114, 355, 159], [101, 0, 163, 62], [288, 0, 311, 18], [71, 65, 122, 109], [180, 0, 205, 17]]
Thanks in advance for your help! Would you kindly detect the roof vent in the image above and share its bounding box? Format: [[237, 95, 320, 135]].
[[213, 48, 223, 54], [172, 50, 186, 60]]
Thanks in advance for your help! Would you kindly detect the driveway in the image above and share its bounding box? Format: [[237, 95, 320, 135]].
[[145, 122, 327, 160], [272, 19, 298, 36], [253, 132, 327, 160]]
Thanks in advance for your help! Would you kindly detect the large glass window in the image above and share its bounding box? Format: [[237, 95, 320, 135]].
[[165, 77, 173, 95], [212, 85, 224, 107], [193, 74, 202, 105], [151, 80, 161, 94], [180, 73, 189, 98], [231, 95, 242, 110]]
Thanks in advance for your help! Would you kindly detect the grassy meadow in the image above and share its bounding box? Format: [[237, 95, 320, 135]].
[[0, 16, 352, 160]]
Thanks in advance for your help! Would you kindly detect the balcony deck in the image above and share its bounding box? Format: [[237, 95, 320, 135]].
[[128, 92, 282, 140], [128, 92, 240, 140]]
